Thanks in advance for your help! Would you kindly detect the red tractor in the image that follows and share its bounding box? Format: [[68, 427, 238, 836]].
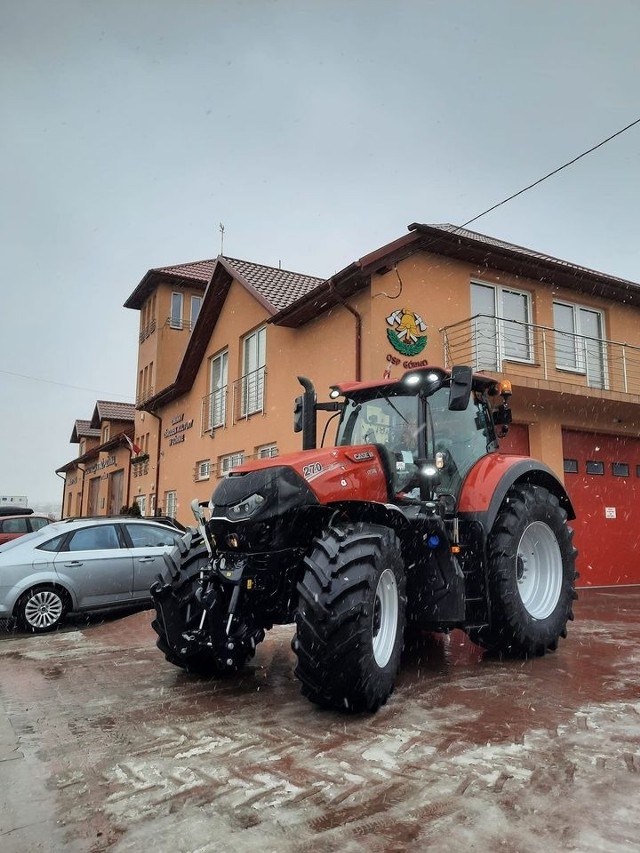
[[151, 365, 577, 712]]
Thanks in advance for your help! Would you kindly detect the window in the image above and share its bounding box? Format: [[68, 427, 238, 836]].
[[241, 327, 266, 416], [219, 452, 244, 476], [553, 301, 606, 389], [1, 517, 29, 534], [471, 282, 533, 369], [563, 459, 578, 474], [165, 491, 177, 518], [170, 292, 183, 329], [135, 495, 146, 515], [124, 523, 180, 548], [149, 494, 156, 517], [190, 296, 202, 329], [257, 444, 278, 459], [208, 350, 228, 429], [66, 525, 120, 551], [102, 424, 110, 443], [30, 517, 50, 532], [586, 460, 604, 475], [612, 462, 630, 478], [196, 460, 211, 481]]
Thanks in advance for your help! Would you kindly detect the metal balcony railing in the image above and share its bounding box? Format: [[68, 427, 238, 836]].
[[167, 317, 195, 331], [441, 314, 640, 396], [201, 386, 227, 434], [232, 367, 266, 422], [139, 318, 157, 343], [136, 386, 155, 406]]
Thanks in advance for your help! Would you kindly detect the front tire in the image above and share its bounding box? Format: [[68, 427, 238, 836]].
[[471, 483, 578, 656], [293, 522, 406, 712], [151, 542, 261, 676], [16, 585, 67, 633]]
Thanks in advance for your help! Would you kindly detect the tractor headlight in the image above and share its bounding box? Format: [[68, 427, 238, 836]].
[[228, 493, 265, 521]]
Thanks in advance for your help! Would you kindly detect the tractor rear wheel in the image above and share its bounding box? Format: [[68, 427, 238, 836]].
[[471, 483, 578, 657], [293, 522, 406, 712]]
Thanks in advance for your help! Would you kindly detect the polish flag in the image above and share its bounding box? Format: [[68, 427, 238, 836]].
[[125, 435, 143, 455]]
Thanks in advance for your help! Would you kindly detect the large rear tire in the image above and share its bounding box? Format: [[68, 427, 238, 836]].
[[470, 483, 578, 657], [293, 522, 406, 712]]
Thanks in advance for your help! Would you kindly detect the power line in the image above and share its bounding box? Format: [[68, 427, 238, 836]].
[[0, 369, 133, 400], [460, 116, 640, 229]]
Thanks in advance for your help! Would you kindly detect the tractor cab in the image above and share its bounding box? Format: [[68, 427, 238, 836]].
[[331, 366, 504, 505]]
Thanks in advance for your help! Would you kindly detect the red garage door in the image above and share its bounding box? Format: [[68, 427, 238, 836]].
[[497, 423, 530, 455], [562, 429, 640, 587]]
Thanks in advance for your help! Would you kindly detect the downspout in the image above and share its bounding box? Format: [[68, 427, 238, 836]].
[[77, 464, 86, 517], [328, 281, 362, 381], [55, 470, 67, 519], [143, 407, 163, 516]]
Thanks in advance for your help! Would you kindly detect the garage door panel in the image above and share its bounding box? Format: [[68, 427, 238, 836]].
[[562, 430, 640, 587]]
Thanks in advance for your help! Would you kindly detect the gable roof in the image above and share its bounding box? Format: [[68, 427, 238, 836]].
[[124, 255, 323, 312], [135, 256, 323, 410], [271, 223, 640, 327], [70, 419, 101, 443], [89, 401, 136, 429]]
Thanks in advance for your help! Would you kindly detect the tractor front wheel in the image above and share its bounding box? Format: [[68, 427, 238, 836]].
[[471, 483, 578, 657], [293, 522, 406, 712]]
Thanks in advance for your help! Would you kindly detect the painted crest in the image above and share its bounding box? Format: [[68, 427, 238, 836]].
[[386, 308, 428, 356]]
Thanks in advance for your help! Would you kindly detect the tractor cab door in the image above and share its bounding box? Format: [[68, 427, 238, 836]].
[[337, 394, 422, 497], [429, 388, 493, 499]]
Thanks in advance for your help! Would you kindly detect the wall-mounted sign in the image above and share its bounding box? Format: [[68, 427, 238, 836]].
[[164, 413, 194, 447], [85, 455, 117, 475], [386, 308, 427, 356], [605, 507, 617, 519]]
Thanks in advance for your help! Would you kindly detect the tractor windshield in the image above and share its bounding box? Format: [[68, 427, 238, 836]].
[[336, 394, 421, 455]]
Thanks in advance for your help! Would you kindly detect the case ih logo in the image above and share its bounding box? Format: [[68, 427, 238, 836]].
[[386, 308, 427, 356]]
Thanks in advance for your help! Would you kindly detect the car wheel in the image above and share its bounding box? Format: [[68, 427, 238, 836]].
[[16, 585, 67, 633]]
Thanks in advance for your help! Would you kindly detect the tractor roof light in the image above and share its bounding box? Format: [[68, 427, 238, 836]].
[[499, 380, 513, 399], [329, 387, 341, 399], [404, 373, 422, 387]]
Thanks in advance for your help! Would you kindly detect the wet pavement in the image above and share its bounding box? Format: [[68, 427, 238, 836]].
[[1, 588, 639, 852]]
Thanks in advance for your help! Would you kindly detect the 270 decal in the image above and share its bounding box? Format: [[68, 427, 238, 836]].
[[302, 462, 322, 479]]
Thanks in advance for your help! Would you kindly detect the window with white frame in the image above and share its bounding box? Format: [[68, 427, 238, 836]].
[[196, 460, 211, 481], [135, 495, 146, 516], [219, 452, 244, 477], [208, 350, 228, 429], [170, 292, 183, 329], [102, 424, 110, 443], [190, 296, 202, 329], [149, 493, 156, 517], [165, 490, 177, 518], [553, 301, 606, 388], [241, 326, 266, 416], [471, 281, 533, 370], [257, 443, 278, 459]]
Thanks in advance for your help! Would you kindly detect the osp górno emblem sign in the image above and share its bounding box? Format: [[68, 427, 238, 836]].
[[386, 308, 427, 356]]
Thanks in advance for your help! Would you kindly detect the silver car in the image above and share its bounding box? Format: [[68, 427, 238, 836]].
[[0, 517, 192, 633]]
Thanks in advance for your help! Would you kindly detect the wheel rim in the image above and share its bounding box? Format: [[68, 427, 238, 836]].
[[372, 568, 399, 667], [23, 590, 63, 629], [516, 521, 563, 619]]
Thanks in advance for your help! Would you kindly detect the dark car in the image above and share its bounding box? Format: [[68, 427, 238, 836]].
[[0, 513, 52, 546]]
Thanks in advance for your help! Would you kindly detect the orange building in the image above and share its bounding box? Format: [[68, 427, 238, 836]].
[[58, 223, 640, 587]]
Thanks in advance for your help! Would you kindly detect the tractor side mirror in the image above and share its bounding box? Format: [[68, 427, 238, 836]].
[[448, 365, 473, 411]]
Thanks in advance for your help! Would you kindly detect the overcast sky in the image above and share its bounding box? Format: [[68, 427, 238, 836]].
[[1, 0, 639, 507]]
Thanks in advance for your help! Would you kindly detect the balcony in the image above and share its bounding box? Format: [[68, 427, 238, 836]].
[[139, 318, 157, 343], [201, 386, 227, 434], [136, 386, 155, 407], [441, 315, 640, 399], [232, 367, 266, 422]]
